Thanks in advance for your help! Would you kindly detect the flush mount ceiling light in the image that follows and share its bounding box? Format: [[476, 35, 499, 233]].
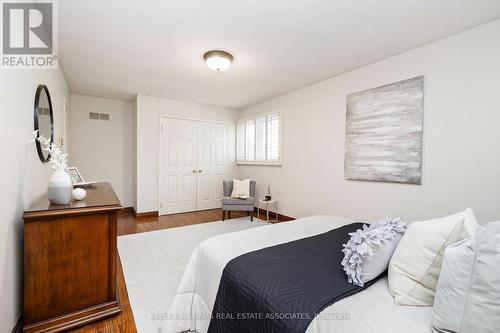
[[203, 50, 233, 72]]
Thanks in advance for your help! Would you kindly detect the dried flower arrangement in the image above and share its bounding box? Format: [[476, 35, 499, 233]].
[[32, 130, 68, 171]]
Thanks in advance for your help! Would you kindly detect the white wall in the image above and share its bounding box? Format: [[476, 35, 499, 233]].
[[136, 95, 238, 213], [239, 19, 500, 223], [0, 69, 69, 332], [69, 94, 134, 207]]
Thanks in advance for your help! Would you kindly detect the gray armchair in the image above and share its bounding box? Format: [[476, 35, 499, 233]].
[[222, 180, 256, 221]]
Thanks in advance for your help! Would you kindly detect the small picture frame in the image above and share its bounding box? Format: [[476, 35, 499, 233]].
[[68, 167, 85, 184]]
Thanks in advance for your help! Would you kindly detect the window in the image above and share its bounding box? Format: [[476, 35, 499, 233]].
[[236, 111, 283, 165]]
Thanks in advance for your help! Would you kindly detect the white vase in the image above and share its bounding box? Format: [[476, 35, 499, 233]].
[[47, 169, 73, 205]]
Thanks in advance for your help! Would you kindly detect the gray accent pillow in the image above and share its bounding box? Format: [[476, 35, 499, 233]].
[[432, 221, 500, 333], [341, 217, 407, 287]]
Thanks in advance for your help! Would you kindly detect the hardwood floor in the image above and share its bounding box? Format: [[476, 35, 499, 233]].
[[117, 208, 253, 236], [69, 208, 285, 333]]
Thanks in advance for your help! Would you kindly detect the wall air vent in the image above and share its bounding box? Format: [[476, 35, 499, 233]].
[[89, 112, 110, 121], [89, 112, 99, 120]]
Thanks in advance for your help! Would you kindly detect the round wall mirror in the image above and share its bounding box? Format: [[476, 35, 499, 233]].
[[34, 84, 54, 163]]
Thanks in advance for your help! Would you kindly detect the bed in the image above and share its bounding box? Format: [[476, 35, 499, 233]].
[[160, 215, 433, 333]]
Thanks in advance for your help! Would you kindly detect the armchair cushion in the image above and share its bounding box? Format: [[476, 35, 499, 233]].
[[223, 180, 256, 198], [222, 197, 255, 206], [231, 179, 251, 198]]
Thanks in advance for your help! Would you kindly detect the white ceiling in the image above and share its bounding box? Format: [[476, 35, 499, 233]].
[[59, 0, 500, 109]]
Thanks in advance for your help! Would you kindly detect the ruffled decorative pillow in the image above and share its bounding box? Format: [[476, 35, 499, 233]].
[[341, 217, 407, 287]]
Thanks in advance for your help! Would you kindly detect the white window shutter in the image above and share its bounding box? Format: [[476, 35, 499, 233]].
[[236, 111, 282, 165], [267, 113, 280, 161], [245, 120, 256, 160], [255, 117, 266, 160], [237, 122, 245, 161]]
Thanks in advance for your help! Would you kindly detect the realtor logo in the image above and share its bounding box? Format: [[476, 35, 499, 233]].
[[1, 0, 58, 68]]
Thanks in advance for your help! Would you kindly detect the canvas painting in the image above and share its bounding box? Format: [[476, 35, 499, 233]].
[[344, 76, 424, 184]]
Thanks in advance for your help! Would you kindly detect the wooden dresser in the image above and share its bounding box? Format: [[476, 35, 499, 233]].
[[23, 182, 122, 333]]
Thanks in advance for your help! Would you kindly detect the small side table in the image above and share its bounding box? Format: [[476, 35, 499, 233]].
[[257, 199, 278, 223]]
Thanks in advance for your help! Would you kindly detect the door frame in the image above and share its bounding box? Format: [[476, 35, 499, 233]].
[[158, 115, 231, 216]]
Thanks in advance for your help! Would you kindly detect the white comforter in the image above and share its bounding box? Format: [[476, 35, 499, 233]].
[[161, 215, 433, 333]]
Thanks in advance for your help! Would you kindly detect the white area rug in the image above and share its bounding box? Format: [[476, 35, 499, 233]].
[[117, 217, 267, 333]]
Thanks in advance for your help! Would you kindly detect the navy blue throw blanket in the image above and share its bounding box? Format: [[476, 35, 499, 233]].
[[208, 222, 383, 333]]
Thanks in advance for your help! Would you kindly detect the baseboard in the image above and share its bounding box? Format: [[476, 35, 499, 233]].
[[131, 207, 158, 218], [124, 206, 292, 221], [253, 207, 295, 222], [121, 207, 134, 214], [12, 316, 22, 333]]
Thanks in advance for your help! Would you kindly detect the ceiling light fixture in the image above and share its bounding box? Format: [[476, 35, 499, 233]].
[[203, 50, 233, 72]]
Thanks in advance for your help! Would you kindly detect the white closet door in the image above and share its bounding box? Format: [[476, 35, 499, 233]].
[[160, 118, 197, 215], [196, 122, 227, 210]]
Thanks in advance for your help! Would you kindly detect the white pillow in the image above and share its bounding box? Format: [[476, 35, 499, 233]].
[[341, 217, 407, 287], [388, 208, 478, 306], [432, 221, 500, 333], [230, 179, 250, 198]]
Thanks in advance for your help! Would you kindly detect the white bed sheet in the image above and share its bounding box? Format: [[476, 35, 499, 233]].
[[160, 215, 433, 333]]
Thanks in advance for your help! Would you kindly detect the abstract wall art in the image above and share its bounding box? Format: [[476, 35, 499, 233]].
[[344, 76, 424, 185]]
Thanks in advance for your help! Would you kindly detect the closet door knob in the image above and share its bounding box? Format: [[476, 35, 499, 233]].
[[192, 170, 196, 173], [198, 170, 202, 173]]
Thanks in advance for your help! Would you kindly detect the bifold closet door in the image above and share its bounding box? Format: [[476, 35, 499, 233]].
[[160, 118, 227, 215], [196, 122, 227, 210], [160, 118, 197, 215]]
